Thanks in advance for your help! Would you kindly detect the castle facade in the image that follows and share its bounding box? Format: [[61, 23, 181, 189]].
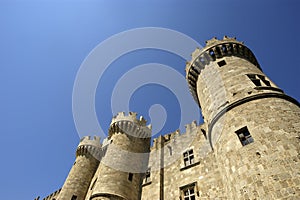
[[39, 37, 300, 200]]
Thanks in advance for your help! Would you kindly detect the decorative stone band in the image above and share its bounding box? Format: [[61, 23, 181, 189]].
[[90, 193, 127, 200], [207, 92, 300, 149], [109, 112, 152, 139], [185, 36, 261, 106]]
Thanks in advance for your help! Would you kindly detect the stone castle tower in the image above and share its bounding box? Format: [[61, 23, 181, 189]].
[[39, 37, 300, 200]]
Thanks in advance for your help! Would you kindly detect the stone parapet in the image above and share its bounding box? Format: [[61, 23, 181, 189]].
[[152, 120, 198, 149], [186, 36, 261, 106], [42, 188, 61, 200], [109, 112, 152, 139], [76, 136, 102, 160]]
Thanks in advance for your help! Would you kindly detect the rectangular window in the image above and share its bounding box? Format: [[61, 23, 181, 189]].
[[183, 187, 196, 200], [145, 168, 151, 183], [183, 149, 195, 167], [247, 74, 261, 86], [247, 74, 272, 87], [128, 173, 133, 181], [167, 145, 173, 156], [201, 129, 207, 139], [71, 195, 77, 200], [180, 183, 198, 200], [235, 126, 254, 146], [257, 75, 271, 86], [217, 60, 226, 67]]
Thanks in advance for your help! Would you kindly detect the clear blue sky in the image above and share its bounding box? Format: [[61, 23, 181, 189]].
[[0, 0, 299, 199]]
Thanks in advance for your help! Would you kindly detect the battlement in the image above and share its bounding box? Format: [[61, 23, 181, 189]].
[[205, 36, 241, 47], [190, 36, 243, 61], [111, 111, 148, 126], [186, 36, 261, 106], [152, 120, 199, 148], [40, 36, 300, 200], [76, 136, 102, 158], [42, 188, 61, 200], [78, 135, 101, 147], [185, 120, 197, 134], [109, 112, 152, 139]]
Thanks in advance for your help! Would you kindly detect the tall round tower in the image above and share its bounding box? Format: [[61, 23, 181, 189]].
[[58, 136, 102, 200], [186, 36, 300, 199], [89, 112, 151, 200]]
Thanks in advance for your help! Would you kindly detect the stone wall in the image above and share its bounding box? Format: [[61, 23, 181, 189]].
[[57, 136, 101, 200], [185, 36, 300, 199], [213, 98, 300, 199], [141, 123, 228, 199], [88, 112, 151, 200], [40, 37, 300, 200]]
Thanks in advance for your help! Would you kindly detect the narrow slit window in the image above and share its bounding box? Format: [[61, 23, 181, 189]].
[[235, 126, 254, 146], [145, 168, 151, 183], [71, 195, 77, 200], [167, 145, 172, 156], [217, 60, 226, 67], [201, 129, 207, 139], [128, 173, 133, 181]]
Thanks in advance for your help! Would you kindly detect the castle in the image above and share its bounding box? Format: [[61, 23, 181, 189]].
[[38, 36, 300, 200]]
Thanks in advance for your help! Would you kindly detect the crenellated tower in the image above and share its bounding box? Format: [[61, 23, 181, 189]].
[[39, 36, 300, 200], [88, 112, 152, 200], [58, 136, 102, 200], [186, 36, 300, 199]]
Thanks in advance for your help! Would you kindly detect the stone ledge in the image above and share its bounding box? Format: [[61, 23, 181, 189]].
[[142, 181, 152, 187], [180, 161, 200, 171]]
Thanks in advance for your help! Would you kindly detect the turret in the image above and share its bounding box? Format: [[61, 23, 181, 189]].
[[186, 36, 300, 199], [187, 37, 264, 122], [89, 112, 151, 200], [58, 136, 102, 200]]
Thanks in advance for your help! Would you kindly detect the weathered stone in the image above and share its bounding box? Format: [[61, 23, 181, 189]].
[[40, 37, 300, 200]]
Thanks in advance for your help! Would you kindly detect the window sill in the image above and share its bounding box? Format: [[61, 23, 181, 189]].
[[180, 161, 200, 171], [142, 181, 152, 187], [254, 86, 283, 93]]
